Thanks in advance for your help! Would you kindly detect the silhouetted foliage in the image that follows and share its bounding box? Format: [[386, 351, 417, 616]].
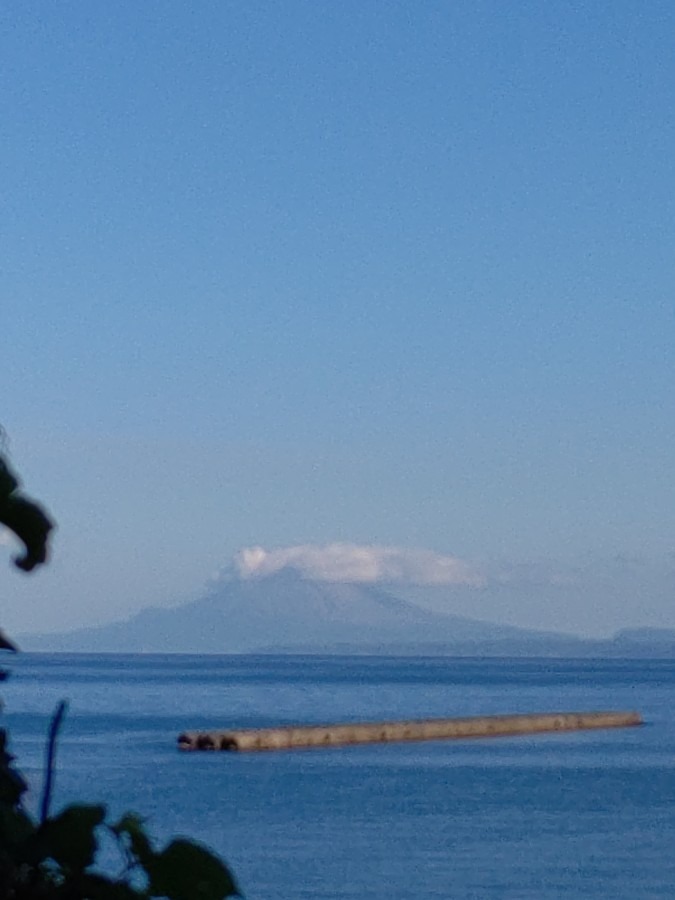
[[0, 712, 240, 898], [0, 455, 53, 573], [0, 446, 240, 898]]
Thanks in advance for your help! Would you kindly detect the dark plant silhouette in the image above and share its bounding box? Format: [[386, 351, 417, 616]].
[[0, 445, 240, 898], [0, 454, 53, 573]]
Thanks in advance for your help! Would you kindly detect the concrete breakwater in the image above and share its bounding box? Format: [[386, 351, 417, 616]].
[[178, 710, 642, 753]]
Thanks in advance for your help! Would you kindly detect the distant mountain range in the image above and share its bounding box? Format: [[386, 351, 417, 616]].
[[20, 570, 675, 656]]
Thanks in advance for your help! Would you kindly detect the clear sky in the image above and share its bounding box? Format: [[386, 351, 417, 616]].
[[2, 1, 673, 638]]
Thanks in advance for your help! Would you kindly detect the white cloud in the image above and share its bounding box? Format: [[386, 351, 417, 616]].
[[231, 543, 486, 587]]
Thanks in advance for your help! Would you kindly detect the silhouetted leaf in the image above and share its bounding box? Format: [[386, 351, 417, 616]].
[[0, 752, 28, 805], [148, 838, 240, 899], [79, 872, 146, 899], [0, 628, 18, 652], [111, 811, 155, 866], [0, 804, 34, 851], [40, 803, 106, 871]]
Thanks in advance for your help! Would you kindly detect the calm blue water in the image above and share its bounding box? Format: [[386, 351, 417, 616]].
[[3, 654, 675, 898]]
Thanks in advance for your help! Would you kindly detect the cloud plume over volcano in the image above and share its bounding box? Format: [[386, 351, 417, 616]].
[[231, 543, 486, 587]]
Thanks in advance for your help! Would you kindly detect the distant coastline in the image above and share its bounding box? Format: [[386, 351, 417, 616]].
[[19, 571, 675, 658], [22, 632, 675, 659]]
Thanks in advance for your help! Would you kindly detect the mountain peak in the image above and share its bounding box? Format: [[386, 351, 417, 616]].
[[23, 571, 531, 654]]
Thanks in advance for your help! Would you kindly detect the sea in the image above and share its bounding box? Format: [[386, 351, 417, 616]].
[[2, 653, 675, 899]]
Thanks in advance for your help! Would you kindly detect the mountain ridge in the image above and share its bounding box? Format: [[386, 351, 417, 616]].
[[20, 569, 675, 657], [21, 569, 553, 653]]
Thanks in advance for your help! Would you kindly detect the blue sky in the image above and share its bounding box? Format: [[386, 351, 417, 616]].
[[2, 1, 673, 637]]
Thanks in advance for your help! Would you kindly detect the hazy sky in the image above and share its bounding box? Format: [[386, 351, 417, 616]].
[[2, 1, 673, 638]]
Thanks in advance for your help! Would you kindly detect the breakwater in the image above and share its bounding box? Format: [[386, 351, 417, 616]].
[[178, 709, 642, 753]]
